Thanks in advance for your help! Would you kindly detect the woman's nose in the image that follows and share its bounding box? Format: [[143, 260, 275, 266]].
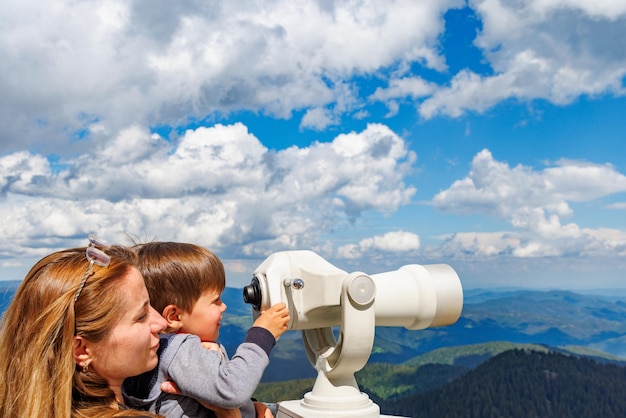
[[150, 307, 167, 332]]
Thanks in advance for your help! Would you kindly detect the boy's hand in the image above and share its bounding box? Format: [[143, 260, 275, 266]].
[[253, 302, 290, 340], [200, 341, 221, 351], [201, 341, 226, 361], [253, 401, 274, 418]]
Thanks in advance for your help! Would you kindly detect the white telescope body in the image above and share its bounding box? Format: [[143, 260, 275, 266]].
[[244, 250, 463, 330], [243, 250, 463, 418]]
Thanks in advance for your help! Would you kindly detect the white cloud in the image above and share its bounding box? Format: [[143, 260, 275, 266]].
[[337, 231, 421, 260], [433, 149, 626, 219], [2, 0, 623, 150], [433, 226, 626, 260], [518, 0, 626, 23], [430, 149, 626, 258], [300, 107, 337, 131], [433, 232, 522, 258], [0, 151, 51, 193], [370, 77, 435, 102], [0, 0, 460, 153], [0, 123, 416, 259], [369, 76, 436, 116], [419, 0, 626, 118]]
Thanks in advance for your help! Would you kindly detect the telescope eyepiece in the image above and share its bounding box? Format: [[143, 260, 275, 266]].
[[243, 277, 262, 311]]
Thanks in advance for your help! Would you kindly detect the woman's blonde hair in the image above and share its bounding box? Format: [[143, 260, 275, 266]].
[[0, 245, 161, 418], [133, 242, 225, 315]]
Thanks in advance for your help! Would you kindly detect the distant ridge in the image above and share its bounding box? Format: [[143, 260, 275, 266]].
[[383, 348, 626, 418], [0, 281, 20, 312], [402, 340, 626, 368]]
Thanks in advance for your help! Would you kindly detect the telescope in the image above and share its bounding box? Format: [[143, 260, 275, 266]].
[[243, 251, 463, 418]]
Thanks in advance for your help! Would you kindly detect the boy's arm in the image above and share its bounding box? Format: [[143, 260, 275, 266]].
[[167, 330, 275, 409]]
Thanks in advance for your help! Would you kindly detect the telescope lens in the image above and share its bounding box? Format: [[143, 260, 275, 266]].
[[243, 277, 262, 311]]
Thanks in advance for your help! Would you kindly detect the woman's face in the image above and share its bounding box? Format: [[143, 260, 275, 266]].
[[87, 267, 166, 389]]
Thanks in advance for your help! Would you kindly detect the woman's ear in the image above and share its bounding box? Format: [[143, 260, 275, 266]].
[[162, 304, 184, 331], [73, 336, 92, 369]]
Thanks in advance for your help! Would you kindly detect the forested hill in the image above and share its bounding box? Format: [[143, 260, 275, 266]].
[[255, 349, 626, 417], [382, 349, 626, 418]]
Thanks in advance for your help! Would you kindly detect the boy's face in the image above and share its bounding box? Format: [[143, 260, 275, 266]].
[[179, 289, 227, 342]]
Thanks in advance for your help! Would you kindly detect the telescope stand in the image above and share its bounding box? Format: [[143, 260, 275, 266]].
[[276, 273, 404, 418]]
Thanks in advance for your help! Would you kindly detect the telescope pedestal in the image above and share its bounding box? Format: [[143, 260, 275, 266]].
[[276, 399, 379, 418], [275, 273, 408, 418], [276, 369, 379, 417]]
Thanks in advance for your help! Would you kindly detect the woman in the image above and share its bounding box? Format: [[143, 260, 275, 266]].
[[0, 236, 167, 417]]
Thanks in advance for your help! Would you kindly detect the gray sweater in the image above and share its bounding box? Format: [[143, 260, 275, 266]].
[[123, 327, 276, 418]]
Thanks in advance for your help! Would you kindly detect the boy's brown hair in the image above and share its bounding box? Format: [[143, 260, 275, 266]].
[[133, 242, 225, 314]]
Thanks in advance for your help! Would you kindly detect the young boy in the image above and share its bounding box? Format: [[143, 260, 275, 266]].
[[123, 242, 290, 418]]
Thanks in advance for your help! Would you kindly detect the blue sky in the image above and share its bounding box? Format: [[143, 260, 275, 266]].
[[0, 0, 625, 290]]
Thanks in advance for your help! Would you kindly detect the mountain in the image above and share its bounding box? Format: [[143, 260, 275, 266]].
[[455, 290, 626, 356], [253, 347, 626, 417], [382, 348, 626, 418], [0, 281, 20, 313]]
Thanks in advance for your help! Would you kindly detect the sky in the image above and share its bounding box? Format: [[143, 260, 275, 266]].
[[0, 0, 625, 291]]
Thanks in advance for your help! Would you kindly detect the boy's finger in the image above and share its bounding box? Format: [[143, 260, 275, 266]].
[[160, 380, 180, 394]]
